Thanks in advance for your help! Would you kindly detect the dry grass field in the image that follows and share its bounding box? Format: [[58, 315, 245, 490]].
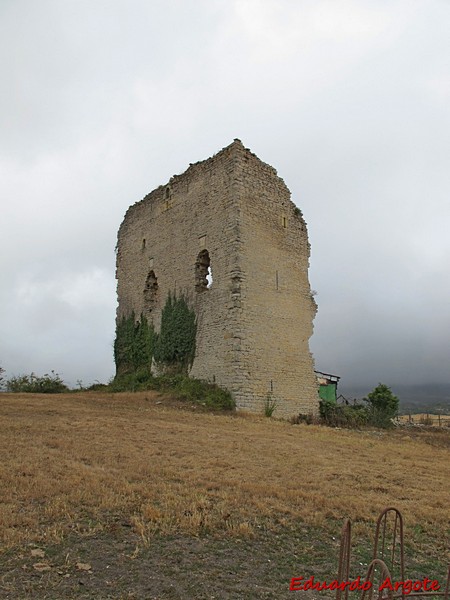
[[1, 391, 449, 598]]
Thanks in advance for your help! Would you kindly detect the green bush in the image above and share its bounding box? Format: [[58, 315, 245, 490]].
[[319, 383, 399, 429], [109, 367, 155, 392], [364, 383, 399, 428], [109, 371, 234, 411], [319, 398, 368, 428], [165, 375, 235, 411], [86, 382, 109, 392], [6, 371, 69, 394]]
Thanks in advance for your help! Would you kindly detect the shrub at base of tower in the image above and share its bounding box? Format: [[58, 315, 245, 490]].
[[158, 374, 235, 410], [109, 372, 234, 410], [153, 293, 196, 375]]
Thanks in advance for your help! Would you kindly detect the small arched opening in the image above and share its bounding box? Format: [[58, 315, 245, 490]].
[[144, 270, 158, 312], [195, 249, 212, 292]]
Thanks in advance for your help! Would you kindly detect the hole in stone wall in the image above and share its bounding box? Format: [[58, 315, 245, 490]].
[[206, 265, 213, 289], [144, 270, 158, 312], [195, 249, 211, 292], [142, 238, 146, 250]]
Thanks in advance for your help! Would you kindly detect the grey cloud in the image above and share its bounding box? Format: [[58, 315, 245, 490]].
[[1, 0, 449, 389]]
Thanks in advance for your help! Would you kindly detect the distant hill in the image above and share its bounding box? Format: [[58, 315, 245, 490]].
[[338, 383, 450, 415]]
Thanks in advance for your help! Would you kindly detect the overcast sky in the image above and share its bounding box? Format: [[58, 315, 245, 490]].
[[1, 0, 449, 390]]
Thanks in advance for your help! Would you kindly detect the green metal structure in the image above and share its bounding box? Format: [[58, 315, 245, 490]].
[[315, 371, 340, 403]]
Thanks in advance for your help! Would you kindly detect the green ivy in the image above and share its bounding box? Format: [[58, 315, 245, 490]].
[[133, 313, 155, 369], [154, 293, 197, 373], [112, 295, 232, 410], [114, 312, 156, 375], [114, 294, 196, 376]]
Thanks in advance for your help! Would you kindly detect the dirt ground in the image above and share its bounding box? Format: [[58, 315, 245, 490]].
[[1, 524, 335, 600]]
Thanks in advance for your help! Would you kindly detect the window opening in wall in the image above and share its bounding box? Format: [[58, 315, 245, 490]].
[[195, 249, 211, 292], [282, 216, 287, 228], [165, 187, 170, 199], [143, 270, 158, 312], [206, 265, 213, 288], [142, 238, 146, 250], [275, 270, 279, 290]]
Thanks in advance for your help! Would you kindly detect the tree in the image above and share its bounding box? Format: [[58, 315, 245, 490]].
[[365, 383, 399, 428], [0, 365, 4, 390]]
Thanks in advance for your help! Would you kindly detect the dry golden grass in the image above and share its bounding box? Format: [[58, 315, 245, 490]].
[[1, 392, 449, 559]]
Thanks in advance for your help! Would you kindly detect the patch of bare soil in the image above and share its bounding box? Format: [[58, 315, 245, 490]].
[[1, 525, 333, 600]]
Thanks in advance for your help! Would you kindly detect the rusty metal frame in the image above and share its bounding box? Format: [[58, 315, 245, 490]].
[[336, 518, 352, 600], [337, 507, 449, 600], [373, 507, 405, 591]]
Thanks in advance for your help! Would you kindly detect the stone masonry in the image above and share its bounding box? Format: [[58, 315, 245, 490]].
[[116, 140, 319, 417]]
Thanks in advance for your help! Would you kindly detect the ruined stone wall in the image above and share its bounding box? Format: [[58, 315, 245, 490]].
[[231, 143, 318, 416], [116, 140, 318, 417]]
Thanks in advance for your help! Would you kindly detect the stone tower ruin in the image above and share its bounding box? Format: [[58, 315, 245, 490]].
[[116, 140, 318, 417]]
